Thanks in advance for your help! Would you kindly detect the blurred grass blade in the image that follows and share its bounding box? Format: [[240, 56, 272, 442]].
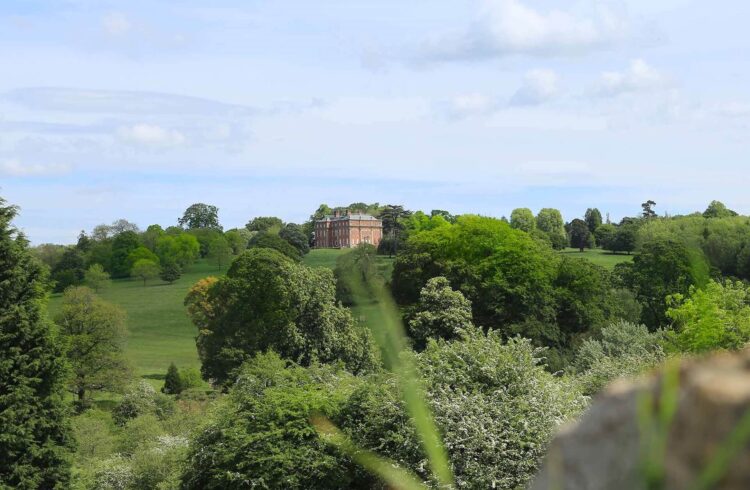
[[690, 406, 750, 490], [343, 255, 455, 488], [312, 415, 427, 490]]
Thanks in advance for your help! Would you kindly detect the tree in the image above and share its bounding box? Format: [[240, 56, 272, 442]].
[[179, 203, 222, 230], [430, 209, 456, 223], [279, 223, 311, 255], [641, 200, 657, 219], [131, 259, 160, 286], [584, 208, 603, 233], [536, 208, 568, 250], [614, 222, 638, 254], [666, 280, 750, 353], [510, 208, 536, 233], [224, 229, 248, 255], [247, 232, 302, 261], [408, 277, 474, 350], [110, 231, 141, 278], [76, 230, 92, 252], [55, 287, 130, 404], [126, 246, 160, 273], [246, 216, 283, 233], [0, 197, 72, 486], [186, 248, 376, 386], [142, 224, 165, 251], [162, 363, 183, 395], [110, 219, 140, 235], [84, 263, 111, 292], [569, 218, 593, 252], [206, 236, 233, 269], [594, 223, 617, 251], [617, 238, 707, 328], [51, 247, 86, 292], [159, 261, 181, 284], [703, 200, 737, 218], [155, 233, 200, 268], [377, 204, 411, 250]]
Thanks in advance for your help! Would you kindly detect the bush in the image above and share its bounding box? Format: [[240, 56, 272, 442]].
[[162, 363, 183, 395], [178, 367, 202, 390], [159, 261, 181, 284], [407, 276, 473, 349], [181, 352, 359, 489], [575, 320, 665, 395], [113, 381, 174, 426]]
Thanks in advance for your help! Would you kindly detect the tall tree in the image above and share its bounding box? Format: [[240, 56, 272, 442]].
[[536, 208, 568, 250], [279, 223, 310, 255], [110, 230, 141, 278], [584, 208, 603, 233], [207, 236, 233, 269], [408, 276, 474, 350], [0, 198, 72, 487], [55, 287, 130, 404], [179, 203, 222, 231], [246, 216, 283, 233], [51, 247, 86, 292], [569, 219, 593, 252], [641, 200, 657, 219], [510, 208, 536, 233], [84, 263, 111, 292], [703, 200, 737, 218]]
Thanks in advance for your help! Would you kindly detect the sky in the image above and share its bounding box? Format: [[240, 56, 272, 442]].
[[1, 0, 749, 244]]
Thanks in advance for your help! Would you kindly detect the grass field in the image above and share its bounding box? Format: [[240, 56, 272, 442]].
[[560, 247, 633, 269], [46, 259, 229, 383]]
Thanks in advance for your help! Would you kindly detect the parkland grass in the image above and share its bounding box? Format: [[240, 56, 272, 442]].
[[560, 247, 633, 270]]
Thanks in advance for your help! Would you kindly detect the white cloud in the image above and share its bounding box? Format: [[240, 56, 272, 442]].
[[446, 93, 497, 119], [509, 69, 559, 106], [117, 124, 186, 148], [595, 59, 672, 97], [423, 0, 627, 61], [0, 159, 70, 177], [102, 12, 132, 36]]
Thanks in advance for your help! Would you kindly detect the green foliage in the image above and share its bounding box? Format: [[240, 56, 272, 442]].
[[162, 363, 183, 395], [131, 259, 160, 286], [205, 235, 232, 269], [341, 329, 587, 489], [178, 367, 202, 390], [575, 320, 665, 395], [407, 276, 473, 350], [112, 381, 175, 427], [666, 280, 750, 353], [110, 231, 142, 278], [510, 207, 536, 233], [703, 200, 737, 219], [392, 215, 558, 334], [247, 231, 302, 261], [536, 208, 568, 250], [569, 218, 594, 251], [584, 207, 603, 233], [181, 352, 359, 489], [223, 228, 248, 255], [187, 228, 223, 258], [246, 215, 283, 233], [126, 246, 160, 273], [84, 263, 111, 292], [617, 238, 707, 328], [178, 203, 222, 231], [51, 247, 86, 291], [159, 260, 181, 284], [594, 223, 618, 251], [187, 248, 376, 386], [55, 286, 130, 403], [155, 233, 200, 268], [279, 222, 311, 255], [0, 197, 72, 487]]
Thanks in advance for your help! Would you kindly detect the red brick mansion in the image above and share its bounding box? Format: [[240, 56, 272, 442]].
[[314, 210, 383, 248]]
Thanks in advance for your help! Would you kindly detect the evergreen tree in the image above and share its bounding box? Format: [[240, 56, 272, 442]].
[[162, 363, 183, 395], [160, 261, 182, 284], [0, 197, 72, 487]]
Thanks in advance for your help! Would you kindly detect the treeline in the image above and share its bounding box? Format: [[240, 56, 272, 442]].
[[32, 203, 314, 292]]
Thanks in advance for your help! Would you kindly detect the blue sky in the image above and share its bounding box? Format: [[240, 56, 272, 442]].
[[2, 0, 749, 243]]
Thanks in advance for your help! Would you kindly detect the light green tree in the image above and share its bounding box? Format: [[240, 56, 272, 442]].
[[84, 263, 111, 292], [131, 259, 160, 286], [510, 208, 536, 233]]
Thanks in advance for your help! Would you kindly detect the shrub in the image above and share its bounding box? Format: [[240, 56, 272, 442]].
[[159, 261, 181, 284], [178, 367, 202, 390], [162, 363, 183, 395], [113, 381, 174, 426]]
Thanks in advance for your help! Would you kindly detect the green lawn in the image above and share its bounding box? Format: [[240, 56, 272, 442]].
[[46, 259, 229, 382], [560, 247, 633, 269]]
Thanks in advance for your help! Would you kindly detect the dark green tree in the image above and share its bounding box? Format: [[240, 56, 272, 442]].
[[247, 232, 302, 261], [594, 223, 617, 251], [185, 248, 376, 386], [178, 203, 222, 230], [408, 276, 474, 350], [641, 200, 657, 219], [584, 208, 603, 233], [51, 247, 86, 292], [110, 230, 141, 278], [159, 261, 181, 284], [0, 198, 72, 487], [703, 200, 737, 218], [569, 219, 593, 252], [377, 204, 411, 250], [279, 223, 310, 255], [162, 363, 183, 395]]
